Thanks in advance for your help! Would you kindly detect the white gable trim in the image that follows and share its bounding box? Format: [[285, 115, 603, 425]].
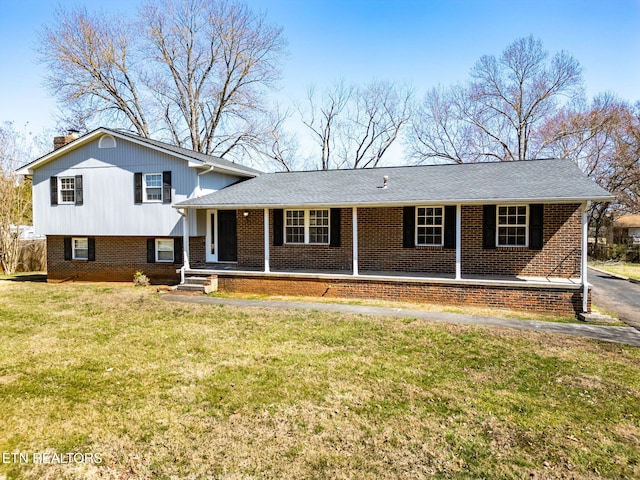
[[15, 128, 257, 178]]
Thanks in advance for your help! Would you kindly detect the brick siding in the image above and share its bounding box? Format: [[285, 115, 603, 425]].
[[270, 208, 353, 271], [217, 274, 588, 316], [47, 236, 181, 283], [461, 204, 582, 277], [358, 207, 456, 273]]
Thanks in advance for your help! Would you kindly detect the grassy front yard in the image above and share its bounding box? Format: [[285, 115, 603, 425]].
[[1, 280, 639, 479], [590, 260, 640, 282]]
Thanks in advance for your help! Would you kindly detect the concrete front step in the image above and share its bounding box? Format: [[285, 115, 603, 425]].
[[176, 274, 218, 294], [184, 276, 213, 285]]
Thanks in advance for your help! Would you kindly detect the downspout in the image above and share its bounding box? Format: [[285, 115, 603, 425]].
[[582, 201, 591, 313], [196, 166, 215, 197]]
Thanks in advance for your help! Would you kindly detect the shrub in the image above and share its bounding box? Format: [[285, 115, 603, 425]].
[[133, 271, 150, 287]]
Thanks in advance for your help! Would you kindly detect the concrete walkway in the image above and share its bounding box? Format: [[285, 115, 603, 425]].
[[162, 294, 640, 347]]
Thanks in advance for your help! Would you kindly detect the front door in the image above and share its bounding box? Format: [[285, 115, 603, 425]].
[[218, 210, 237, 262], [206, 209, 237, 263]]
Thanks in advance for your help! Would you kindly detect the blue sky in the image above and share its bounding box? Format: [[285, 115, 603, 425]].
[[1, 0, 639, 138]]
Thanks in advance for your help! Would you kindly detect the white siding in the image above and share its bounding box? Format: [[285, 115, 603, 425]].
[[32, 136, 243, 236]]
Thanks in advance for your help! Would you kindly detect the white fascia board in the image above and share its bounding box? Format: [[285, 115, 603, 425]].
[[173, 196, 614, 210]]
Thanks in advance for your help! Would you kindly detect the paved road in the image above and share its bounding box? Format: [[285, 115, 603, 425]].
[[163, 293, 640, 347], [589, 267, 640, 328]]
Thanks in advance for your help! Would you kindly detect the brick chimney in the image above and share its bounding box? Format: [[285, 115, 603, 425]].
[[53, 130, 80, 150]]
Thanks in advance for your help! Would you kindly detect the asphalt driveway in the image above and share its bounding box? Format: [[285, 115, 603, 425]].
[[589, 267, 640, 328]]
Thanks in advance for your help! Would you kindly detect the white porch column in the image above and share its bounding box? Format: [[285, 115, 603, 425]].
[[582, 201, 591, 312], [264, 208, 270, 273], [455, 204, 462, 280], [352, 207, 359, 276], [182, 209, 190, 270]]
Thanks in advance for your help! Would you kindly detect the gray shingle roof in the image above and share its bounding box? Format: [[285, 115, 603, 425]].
[[175, 158, 613, 208]]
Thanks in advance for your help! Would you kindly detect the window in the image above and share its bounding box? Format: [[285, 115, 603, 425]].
[[155, 239, 174, 262], [416, 207, 443, 246], [98, 134, 117, 148], [72, 237, 89, 260], [497, 205, 528, 247], [144, 174, 163, 202], [285, 209, 330, 244], [309, 210, 329, 244], [59, 177, 75, 204]]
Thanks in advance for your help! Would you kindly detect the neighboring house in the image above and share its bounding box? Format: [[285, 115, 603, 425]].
[[18, 128, 613, 316], [16, 128, 259, 283], [611, 214, 640, 244]]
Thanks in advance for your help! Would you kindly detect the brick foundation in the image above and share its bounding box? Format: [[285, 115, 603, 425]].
[[47, 236, 181, 283], [217, 274, 588, 316]]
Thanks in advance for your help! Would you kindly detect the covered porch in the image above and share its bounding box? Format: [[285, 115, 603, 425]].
[[176, 204, 590, 316]]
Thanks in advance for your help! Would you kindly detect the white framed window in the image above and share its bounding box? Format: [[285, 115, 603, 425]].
[[416, 206, 444, 246], [72, 237, 89, 260], [155, 239, 174, 262], [59, 177, 75, 204], [285, 209, 330, 244], [143, 173, 163, 202], [497, 205, 528, 247]]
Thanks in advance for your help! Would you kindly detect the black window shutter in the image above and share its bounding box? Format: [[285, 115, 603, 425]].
[[529, 204, 544, 250], [173, 237, 183, 264], [63, 237, 72, 260], [88, 237, 96, 261], [443, 205, 456, 249], [75, 175, 83, 205], [273, 209, 284, 246], [162, 171, 172, 204], [50, 176, 58, 205], [134, 173, 142, 204], [147, 238, 156, 263], [403, 206, 415, 248], [483, 205, 497, 249], [330, 208, 341, 247]]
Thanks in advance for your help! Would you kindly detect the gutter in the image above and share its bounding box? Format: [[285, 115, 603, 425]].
[[173, 196, 615, 210]]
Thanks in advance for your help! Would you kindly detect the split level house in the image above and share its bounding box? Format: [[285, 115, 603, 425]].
[[17, 127, 613, 316]]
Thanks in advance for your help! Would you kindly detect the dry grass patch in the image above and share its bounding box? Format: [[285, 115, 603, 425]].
[[0, 279, 639, 479], [590, 261, 640, 281]]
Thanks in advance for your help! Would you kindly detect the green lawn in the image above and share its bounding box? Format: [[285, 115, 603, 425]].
[[1, 280, 639, 479], [590, 261, 640, 282]]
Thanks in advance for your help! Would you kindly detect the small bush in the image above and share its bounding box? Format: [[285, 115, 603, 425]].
[[133, 271, 150, 287]]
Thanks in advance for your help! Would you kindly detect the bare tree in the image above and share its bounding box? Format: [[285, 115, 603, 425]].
[[299, 82, 353, 170], [408, 36, 583, 163], [342, 81, 413, 168], [39, 0, 286, 159], [0, 123, 40, 274], [253, 105, 300, 172], [541, 95, 640, 240], [40, 7, 150, 136], [300, 81, 413, 170]]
